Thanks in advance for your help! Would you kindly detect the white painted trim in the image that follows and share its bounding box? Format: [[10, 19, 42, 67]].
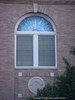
[[14, 34, 16, 68], [55, 33, 57, 68], [16, 31, 55, 35], [15, 66, 57, 69]]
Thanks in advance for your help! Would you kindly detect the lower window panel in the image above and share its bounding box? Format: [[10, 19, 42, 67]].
[[38, 35, 55, 66], [16, 35, 33, 66]]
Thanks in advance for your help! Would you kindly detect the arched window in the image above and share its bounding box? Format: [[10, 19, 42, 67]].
[[15, 13, 57, 68]]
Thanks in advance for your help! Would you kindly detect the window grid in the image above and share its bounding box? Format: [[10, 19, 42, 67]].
[[38, 35, 55, 66], [16, 35, 33, 66], [15, 31, 56, 68]]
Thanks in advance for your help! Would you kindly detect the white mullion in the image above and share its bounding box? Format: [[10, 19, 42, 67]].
[[33, 34, 38, 67]]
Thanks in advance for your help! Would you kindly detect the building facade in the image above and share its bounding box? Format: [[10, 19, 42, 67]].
[[0, 0, 75, 100]]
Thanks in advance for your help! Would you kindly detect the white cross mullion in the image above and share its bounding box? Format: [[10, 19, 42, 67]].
[[33, 34, 38, 67]]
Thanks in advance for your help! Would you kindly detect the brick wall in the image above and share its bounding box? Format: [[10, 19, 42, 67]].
[[0, 3, 75, 100]]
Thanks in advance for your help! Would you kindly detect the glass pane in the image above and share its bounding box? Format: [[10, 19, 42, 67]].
[[17, 16, 54, 32], [38, 35, 55, 66], [16, 35, 33, 66]]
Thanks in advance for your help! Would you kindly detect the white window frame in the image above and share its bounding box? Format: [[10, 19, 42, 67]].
[[14, 13, 57, 69]]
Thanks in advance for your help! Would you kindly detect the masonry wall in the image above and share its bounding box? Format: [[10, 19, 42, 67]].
[[0, 3, 75, 100]]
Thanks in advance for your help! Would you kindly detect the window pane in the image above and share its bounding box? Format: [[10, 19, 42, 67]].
[[17, 16, 54, 32], [16, 35, 33, 66], [38, 35, 55, 66]]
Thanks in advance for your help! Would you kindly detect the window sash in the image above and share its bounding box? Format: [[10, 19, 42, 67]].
[[15, 32, 57, 68], [38, 35, 55, 66], [16, 35, 33, 66]]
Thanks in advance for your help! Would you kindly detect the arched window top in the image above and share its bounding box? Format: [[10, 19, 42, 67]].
[[17, 14, 55, 32]]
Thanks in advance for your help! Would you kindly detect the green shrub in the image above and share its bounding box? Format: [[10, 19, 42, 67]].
[[55, 58, 75, 100], [27, 47, 75, 100]]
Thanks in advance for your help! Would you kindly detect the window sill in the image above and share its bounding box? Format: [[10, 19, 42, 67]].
[[15, 66, 57, 69]]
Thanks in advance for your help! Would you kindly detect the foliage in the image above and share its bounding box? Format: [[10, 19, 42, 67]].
[[27, 97, 33, 100], [27, 47, 75, 100], [36, 84, 57, 97], [35, 58, 75, 100], [70, 47, 75, 55], [55, 58, 75, 100]]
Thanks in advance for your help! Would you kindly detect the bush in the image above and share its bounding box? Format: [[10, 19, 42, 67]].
[[54, 58, 75, 100], [27, 47, 75, 100]]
